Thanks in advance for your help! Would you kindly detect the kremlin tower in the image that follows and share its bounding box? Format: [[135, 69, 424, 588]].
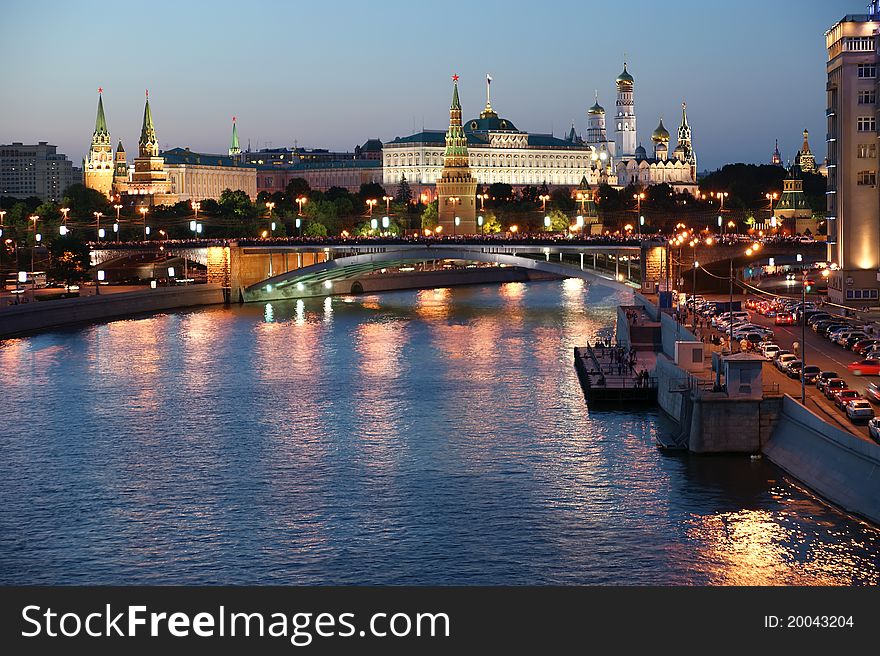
[[436, 75, 477, 234], [128, 91, 172, 201], [83, 89, 114, 197]]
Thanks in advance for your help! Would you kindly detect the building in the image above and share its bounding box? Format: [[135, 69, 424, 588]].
[[773, 164, 818, 235], [0, 141, 77, 201], [162, 148, 257, 201], [796, 129, 818, 173], [614, 63, 637, 158], [436, 76, 477, 233], [83, 90, 114, 197], [383, 76, 602, 200], [771, 139, 783, 165], [256, 160, 382, 194], [615, 102, 699, 194], [584, 91, 616, 163], [126, 91, 174, 202], [825, 6, 880, 305]]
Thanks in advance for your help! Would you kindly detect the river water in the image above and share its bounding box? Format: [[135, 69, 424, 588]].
[[1, 279, 877, 585]]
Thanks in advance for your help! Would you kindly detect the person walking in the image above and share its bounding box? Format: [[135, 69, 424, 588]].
[[792, 340, 800, 358]]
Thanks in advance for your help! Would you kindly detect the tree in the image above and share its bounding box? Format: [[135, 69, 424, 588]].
[[550, 188, 575, 211], [358, 182, 387, 202], [285, 178, 311, 199], [218, 188, 256, 221], [546, 208, 570, 232], [325, 186, 351, 201], [479, 211, 502, 234], [48, 234, 90, 285], [61, 183, 111, 221], [489, 182, 513, 201], [521, 185, 538, 203], [421, 200, 438, 230], [395, 174, 412, 205], [303, 221, 327, 237]]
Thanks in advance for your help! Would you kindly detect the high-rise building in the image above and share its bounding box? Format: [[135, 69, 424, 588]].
[[0, 141, 77, 201], [83, 90, 114, 197], [435, 75, 477, 234], [614, 62, 637, 159], [771, 139, 783, 166], [825, 6, 880, 305]]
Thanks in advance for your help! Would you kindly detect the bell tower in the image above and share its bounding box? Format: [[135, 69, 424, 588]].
[[436, 75, 477, 234], [614, 61, 637, 158]]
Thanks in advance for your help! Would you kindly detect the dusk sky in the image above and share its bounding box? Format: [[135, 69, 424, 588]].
[[2, 0, 840, 171]]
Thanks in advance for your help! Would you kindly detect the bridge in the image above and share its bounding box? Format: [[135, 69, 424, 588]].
[[88, 238, 829, 302]]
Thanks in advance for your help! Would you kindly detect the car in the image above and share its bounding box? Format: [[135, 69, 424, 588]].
[[823, 324, 853, 337], [852, 339, 880, 355], [762, 344, 781, 359], [815, 371, 840, 393], [775, 312, 795, 326], [837, 331, 867, 347], [801, 365, 822, 384], [844, 333, 870, 349], [847, 359, 880, 376], [798, 235, 816, 243], [813, 319, 841, 333], [786, 360, 804, 378], [869, 417, 880, 443], [807, 312, 834, 325], [846, 399, 874, 422], [775, 354, 797, 372], [864, 382, 880, 404], [833, 389, 863, 409], [823, 378, 848, 399]]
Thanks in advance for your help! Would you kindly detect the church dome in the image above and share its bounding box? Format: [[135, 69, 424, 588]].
[[465, 115, 518, 132], [635, 144, 647, 159], [588, 100, 605, 115], [651, 119, 670, 143], [616, 63, 634, 86]]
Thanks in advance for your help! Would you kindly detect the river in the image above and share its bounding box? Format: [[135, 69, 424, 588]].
[[0, 279, 877, 584]]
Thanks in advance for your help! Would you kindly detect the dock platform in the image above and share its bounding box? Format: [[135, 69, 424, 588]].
[[574, 344, 658, 405]]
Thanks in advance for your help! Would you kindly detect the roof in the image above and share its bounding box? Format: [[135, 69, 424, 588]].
[[386, 130, 486, 146], [616, 63, 634, 85], [360, 138, 383, 151], [256, 159, 381, 171], [464, 115, 518, 132], [161, 147, 257, 168], [588, 101, 605, 114]]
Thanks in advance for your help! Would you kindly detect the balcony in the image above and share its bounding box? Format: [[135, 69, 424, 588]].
[[827, 107, 837, 117]]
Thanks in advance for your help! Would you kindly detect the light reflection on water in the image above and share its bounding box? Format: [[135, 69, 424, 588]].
[[0, 279, 877, 585]]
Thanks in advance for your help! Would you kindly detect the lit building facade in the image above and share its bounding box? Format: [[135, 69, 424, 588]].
[[83, 91, 113, 197], [773, 164, 818, 235], [0, 141, 77, 202], [435, 76, 477, 233], [162, 148, 257, 201], [825, 6, 880, 304]]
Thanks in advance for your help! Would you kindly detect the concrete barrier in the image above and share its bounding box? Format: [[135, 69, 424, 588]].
[[0, 284, 226, 339], [764, 395, 880, 525]]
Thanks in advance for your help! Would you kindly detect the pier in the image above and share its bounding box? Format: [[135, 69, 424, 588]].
[[573, 344, 658, 405]]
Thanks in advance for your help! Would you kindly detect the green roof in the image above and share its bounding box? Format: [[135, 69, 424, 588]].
[[161, 147, 256, 168], [95, 93, 108, 136], [464, 115, 519, 132], [255, 159, 381, 171], [616, 63, 633, 84]]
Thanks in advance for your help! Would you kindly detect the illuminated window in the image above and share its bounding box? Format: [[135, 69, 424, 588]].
[[856, 170, 876, 185], [857, 143, 876, 158]]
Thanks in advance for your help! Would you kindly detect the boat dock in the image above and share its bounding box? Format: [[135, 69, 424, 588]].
[[573, 344, 658, 405]]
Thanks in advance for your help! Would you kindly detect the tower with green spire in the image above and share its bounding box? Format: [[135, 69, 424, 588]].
[[113, 140, 128, 192], [229, 116, 241, 159], [436, 75, 477, 233], [130, 90, 172, 201], [84, 88, 114, 197]]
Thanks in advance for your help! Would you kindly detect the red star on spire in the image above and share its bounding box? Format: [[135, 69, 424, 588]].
[[98, 87, 103, 94], [145, 89, 149, 98], [452, 74, 459, 82], [232, 116, 236, 122]]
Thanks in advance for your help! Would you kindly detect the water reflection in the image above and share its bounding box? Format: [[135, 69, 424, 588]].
[[0, 279, 877, 585]]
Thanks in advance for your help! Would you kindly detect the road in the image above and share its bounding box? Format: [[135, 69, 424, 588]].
[[691, 290, 877, 443]]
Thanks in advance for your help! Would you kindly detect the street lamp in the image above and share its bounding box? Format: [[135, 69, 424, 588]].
[[538, 194, 550, 214], [94, 211, 103, 239], [477, 215, 484, 235], [139, 206, 149, 240], [366, 198, 377, 216], [477, 193, 488, 211], [112, 203, 122, 242], [543, 215, 551, 231], [765, 192, 779, 231], [265, 201, 275, 235], [382, 195, 393, 215], [295, 217, 302, 237], [712, 191, 728, 213], [296, 196, 307, 216], [454, 215, 461, 237], [576, 192, 587, 214], [382, 215, 390, 234]]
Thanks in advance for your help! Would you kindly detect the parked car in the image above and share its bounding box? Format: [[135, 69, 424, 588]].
[[762, 344, 781, 359], [844, 333, 870, 349], [807, 313, 834, 326], [833, 389, 863, 410], [785, 360, 804, 378], [869, 417, 880, 442], [847, 359, 880, 376], [852, 339, 880, 355], [846, 399, 874, 422], [800, 365, 822, 384], [815, 371, 840, 393], [823, 378, 848, 399], [775, 354, 798, 372]]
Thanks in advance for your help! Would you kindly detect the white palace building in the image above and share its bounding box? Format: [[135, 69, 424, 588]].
[[383, 67, 699, 199]]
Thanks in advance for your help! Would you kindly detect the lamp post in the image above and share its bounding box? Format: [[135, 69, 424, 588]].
[[295, 217, 302, 237], [113, 203, 122, 242], [296, 196, 307, 216], [801, 268, 809, 404], [576, 192, 587, 214], [454, 215, 461, 237], [477, 193, 488, 212], [765, 192, 779, 232], [633, 192, 645, 238], [449, 196, 460, 235], [477, 215, 484, 235], [692, 259, 699, 328], [29, 215, 39, 274], [265, 201, 275, 236], [366, 198, 377, 217], [382, 195, 393, 216], [543, 215, 551, 231], [94, 211, 104, 239], [139, 207, 149, 240], [538, 194, 550, 215], [59, 207, 70, 236]]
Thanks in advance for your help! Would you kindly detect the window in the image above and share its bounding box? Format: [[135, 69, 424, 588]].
[[847, 36, 875, 51], [858, 64, 877, 78], [859, 89, 876, 104], [857, 170, 876, 185], [846, 289, 879, 300], [857, 116, 876, 132], [858, 143, 877, 158]]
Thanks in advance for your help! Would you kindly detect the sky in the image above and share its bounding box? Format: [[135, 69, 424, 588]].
[[0, 0, 843, 171]]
